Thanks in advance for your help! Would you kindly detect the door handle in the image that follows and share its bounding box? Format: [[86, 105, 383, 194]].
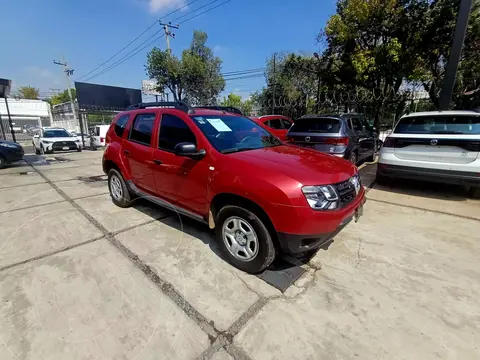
[[123, 150, 131, 156], [152, 159, 163, 165]]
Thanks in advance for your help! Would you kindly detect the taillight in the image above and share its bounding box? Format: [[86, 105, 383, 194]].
[[336, 137, 349, 146], [100, 137, 105, 143], [383, 137, 395, 147]]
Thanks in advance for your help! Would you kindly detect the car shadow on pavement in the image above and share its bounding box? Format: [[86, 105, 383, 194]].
[[131, 198, 332, 281], [373, 177, 473, 201]]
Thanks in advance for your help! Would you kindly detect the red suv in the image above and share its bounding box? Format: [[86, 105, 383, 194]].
[[102, 102, 366, 273]]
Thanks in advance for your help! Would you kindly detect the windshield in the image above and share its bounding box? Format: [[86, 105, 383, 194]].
[[395, 115, 480, 134], [43, 129, 72, 138], [190, 115, 281, 153], [289, 118, 341, 133]]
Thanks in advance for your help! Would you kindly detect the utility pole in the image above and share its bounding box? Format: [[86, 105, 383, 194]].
[[54, 55, 83, 145], [272, 53, 276, 114], [159, 22, 179, 53], [314, 52, 321, 114], [439, 0, 473, 110], [53, 56, 78, 128]]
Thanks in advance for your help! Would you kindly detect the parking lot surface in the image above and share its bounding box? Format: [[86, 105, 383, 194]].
[[0, 151, 479, 359]]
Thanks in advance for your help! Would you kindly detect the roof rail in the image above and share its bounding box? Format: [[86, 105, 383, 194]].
[[194, 106, 243, 115], [126, 101, 194, 114]]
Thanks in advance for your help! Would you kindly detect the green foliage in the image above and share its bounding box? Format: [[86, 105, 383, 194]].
[[48, 89, 76, 106], [145, 30, 225, 104], [16, 86, 40, 99], [220, 93, 253, 115]]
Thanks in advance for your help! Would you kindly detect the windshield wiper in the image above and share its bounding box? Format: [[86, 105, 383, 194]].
[[431, 130, 464, 134], [221, 147, 253, 154]]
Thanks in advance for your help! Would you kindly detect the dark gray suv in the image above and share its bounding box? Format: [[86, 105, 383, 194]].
[[286, 113, 378, 164]]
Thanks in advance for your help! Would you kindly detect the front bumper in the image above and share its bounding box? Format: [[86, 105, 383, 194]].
[[43, 142, 80, 152], [2, 148, 24, 163], [274, 192, 366, 254], [377, 163, 480, 187]]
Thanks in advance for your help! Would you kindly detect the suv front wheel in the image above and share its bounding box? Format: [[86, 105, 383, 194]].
[[108, 169, 133, 207], [216, 205, 276, 274]]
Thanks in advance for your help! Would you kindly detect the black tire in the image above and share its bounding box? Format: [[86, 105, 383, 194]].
[[34, 145, 41, 155], [375, 171, 389, 186], [467, 187, 480, 199], [108, 169, 133, 208], [77, 147, 82, 152], [349, 151, 358, 165], [215, 205, 276, 274], [0, 155, 6, 169], [365, 146, 376, 162]]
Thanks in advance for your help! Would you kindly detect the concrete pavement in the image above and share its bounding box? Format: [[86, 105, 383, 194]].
[[0, 151, 479, 359]]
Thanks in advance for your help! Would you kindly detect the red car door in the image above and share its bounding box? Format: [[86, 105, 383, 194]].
[[121, 112, 157, 193], [262, 117, 293, 141], [151, 111, 210, 215]]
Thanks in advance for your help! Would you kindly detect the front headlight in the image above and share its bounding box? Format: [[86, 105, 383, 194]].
[[75, 139, 80, 142], [350, 174, 361, 195], [302, 185, 339, 210], [42, 140, 53, 144], [0, 143, 18, 149]]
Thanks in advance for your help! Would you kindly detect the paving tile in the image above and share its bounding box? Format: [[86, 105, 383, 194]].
[[0, 183, 63, 213], [235, 201, 480, 360], [75, 194, 168, 233], [55, 178, 109, 200], [0, 201, 102, 269], [0, 239, 209, 359], [115, 215, 278, 330]]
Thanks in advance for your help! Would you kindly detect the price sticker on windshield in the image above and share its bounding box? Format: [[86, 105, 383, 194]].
[[206, 118, 232, 132]]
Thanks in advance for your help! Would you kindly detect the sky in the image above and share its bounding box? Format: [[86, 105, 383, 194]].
[[0, 0, 337, 100]]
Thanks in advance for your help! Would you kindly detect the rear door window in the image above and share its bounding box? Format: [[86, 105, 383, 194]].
[[265, 119, 283, 129], [350, 117, 363, 132], [114, 115, 130, 137], [289, 118, 341, 133], [395, 115, 480, 134], [129, 113, 155, 146]]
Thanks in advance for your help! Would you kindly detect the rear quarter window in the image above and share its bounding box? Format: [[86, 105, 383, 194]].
[[289, 118, 341, 133], [395, 115, 480, 134], [114, 114, 130, 137]]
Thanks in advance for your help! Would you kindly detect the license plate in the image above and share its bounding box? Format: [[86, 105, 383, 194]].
[[354, 204, 364, 222], [62, 146, 69, 150]]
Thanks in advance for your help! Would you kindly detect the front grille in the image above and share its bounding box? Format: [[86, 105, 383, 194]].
[[52, 141, 77, 151], [334, 178, 357, 208]]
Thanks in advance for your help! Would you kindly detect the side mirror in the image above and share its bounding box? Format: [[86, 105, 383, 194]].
[[174, 142, 205, 159], [33, 135, 40, 139]]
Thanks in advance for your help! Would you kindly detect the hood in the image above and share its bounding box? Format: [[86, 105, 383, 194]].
[[226, 145, 356, 185], [41, 137, 79, 142], [0, 140, 20, 146]]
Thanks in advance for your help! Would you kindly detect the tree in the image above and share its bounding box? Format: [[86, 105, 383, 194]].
[[48, 89, 77, 106], [145, 30, 225, 104], [16, 86, 40, 99], [220, 93, 253, 115]]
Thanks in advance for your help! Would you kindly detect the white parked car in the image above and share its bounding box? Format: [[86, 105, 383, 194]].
[[32, 127, 82, 154], [377, 110, 480, 197]]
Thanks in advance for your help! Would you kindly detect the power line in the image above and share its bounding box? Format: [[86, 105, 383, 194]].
[[178, 0, 233, 25], [173, 0, 222, 22], [76, 0, 201, 81], [223, 68, 265, 76], [83, 33, 164, 82]]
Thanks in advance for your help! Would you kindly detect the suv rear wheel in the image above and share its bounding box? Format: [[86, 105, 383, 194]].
[[108, 169, 133, 207], [216, 205, 276, 274], [468, 187, 480, 199]]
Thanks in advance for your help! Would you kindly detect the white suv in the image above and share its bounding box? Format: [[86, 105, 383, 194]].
[[377, 110, 480, 197], [33, 127, 82, 154]]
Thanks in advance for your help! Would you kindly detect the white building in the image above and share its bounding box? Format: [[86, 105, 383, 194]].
[[0, 98, 52, 130]]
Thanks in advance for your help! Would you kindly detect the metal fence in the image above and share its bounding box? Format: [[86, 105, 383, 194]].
[[0, 115, 51, 142]]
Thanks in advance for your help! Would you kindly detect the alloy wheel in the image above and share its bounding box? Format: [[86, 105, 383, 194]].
[[222, 216, 259, 262], [110, 174, 123, 201]]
